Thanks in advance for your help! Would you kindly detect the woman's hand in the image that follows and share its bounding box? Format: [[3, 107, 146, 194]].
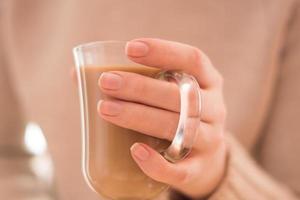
[[97, 38, 227, 198]]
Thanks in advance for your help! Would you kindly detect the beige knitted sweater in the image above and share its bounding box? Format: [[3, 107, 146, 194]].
[[0, 0, 299, 199]]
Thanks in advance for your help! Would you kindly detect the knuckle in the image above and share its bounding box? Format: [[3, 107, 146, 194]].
[[213, 71, 224, 88], [177, 169, 190, 185], [191, 46, 224, 89], [209, 125, 226, 151], [191, 47, 205, 68], [210, 91, 227, 123]]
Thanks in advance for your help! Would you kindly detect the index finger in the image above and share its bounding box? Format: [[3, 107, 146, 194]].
[[125, 38, 222, 89]]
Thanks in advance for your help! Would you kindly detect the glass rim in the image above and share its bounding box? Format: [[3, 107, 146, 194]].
[[73, 40, 126, 54]]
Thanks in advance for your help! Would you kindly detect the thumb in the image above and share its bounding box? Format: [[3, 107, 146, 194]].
[[130, 143, 188, 186]]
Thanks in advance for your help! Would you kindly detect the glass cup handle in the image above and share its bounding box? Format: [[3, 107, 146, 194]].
[[156, 71, 202, 163]]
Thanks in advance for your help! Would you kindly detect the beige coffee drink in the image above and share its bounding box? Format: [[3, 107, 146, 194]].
[[79, 65, 170, 200]]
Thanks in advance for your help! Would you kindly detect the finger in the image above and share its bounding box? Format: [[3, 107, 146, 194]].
[[97, 99, 179, 141], [97, 99, 220, 151], [125, 38, 223, 89], [130, 143, 191, 185], [98, 71, 180, 112], [99, 71, 225, 123]]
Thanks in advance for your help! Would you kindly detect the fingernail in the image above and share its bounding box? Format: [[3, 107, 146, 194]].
[[131, 143, 150, 161], [98, 100, 122, 116], [99, 72, 122, 90], [126, 41, 149, 57]]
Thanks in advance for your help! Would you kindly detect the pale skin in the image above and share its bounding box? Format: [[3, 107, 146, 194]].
[[96, 38, 227, 198]]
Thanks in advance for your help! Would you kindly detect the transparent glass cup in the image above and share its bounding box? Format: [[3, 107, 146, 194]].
[[73, 41, 201, 200]]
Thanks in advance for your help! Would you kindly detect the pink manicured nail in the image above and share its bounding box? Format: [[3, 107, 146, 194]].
[[131, 143, 150, 161], [98, 100, 122, 116], [126, 41, 149, 57], [99, 72, 122, 90]]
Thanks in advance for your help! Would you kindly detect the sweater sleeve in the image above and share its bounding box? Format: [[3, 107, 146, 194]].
[[208, 1, 300, 199], [165, 134, 299, 200], [177, 1, 300, 199], [207, 134, 299, 200], [168, 1, 300, 199]]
